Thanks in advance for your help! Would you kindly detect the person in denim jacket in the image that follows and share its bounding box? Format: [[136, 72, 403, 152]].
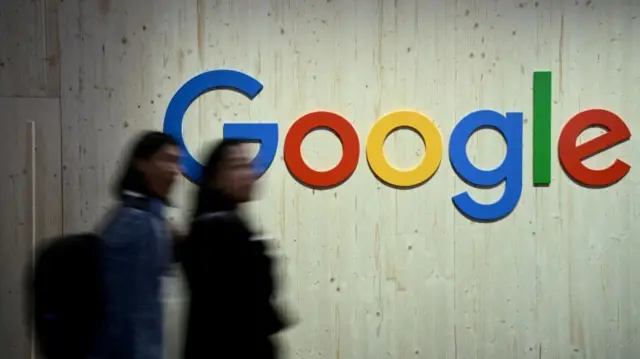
[[93, 131, 181, 359]]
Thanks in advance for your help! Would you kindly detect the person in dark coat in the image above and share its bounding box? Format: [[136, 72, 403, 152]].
[[179, 139, 288, 359]]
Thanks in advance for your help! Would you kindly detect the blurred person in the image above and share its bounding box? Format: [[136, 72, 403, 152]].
[[92, 131, 181, 359], [179, 139, 289, 359]]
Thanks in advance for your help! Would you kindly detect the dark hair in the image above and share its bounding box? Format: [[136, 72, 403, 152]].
[[199, 139, 244, 187], [193, 138, 244, 214], [113, 131, 179, 200]]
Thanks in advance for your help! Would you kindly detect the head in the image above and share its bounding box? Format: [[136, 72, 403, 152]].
[[114, 131, 181, 201], [199, 139, 256, 203]]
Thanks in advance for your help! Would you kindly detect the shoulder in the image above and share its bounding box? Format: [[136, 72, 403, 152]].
[[193, 211, 244, 231], [188, 211, 252, 244], [107, 206, 151, 227], [101, 206, 153, 245]]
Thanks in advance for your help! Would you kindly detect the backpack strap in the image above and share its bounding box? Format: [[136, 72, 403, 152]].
[[194, 211, 235, 223]]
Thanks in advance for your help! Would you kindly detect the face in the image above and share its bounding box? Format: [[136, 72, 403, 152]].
[[214, 144, 256, 203], [138, 144, 181, 199]]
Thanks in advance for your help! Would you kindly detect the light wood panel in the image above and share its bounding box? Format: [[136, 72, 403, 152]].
[[0, 98, 62, 359], [57, 0, 640, 358], [0, 0, 60, 97]]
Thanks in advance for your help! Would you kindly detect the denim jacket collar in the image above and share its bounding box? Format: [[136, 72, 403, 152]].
[[121, 190, 165, 219]]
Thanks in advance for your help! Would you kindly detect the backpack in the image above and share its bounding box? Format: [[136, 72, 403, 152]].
[[26, 196, 157, 359], [27, 232, 105, 359]]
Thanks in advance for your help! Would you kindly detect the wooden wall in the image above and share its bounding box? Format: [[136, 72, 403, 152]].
[[1, 0, 62, 357], [2, 0, 640, 358]]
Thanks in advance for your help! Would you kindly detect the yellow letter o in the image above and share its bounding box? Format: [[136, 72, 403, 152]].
[[366, 111, 443, 187]]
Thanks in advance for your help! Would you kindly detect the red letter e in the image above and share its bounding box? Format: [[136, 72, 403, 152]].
[[558, 109, 631, 187]]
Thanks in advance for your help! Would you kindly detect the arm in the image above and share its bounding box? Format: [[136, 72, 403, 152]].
[[249, 239, 297, 333], [100, 208, 154, 359]]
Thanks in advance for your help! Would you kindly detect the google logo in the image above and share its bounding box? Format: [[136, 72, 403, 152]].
[[164, 70, 631, 222]]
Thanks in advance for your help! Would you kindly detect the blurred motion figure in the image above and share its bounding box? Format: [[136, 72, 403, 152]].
[[179, 139, 289, 359], [93, 131, 181, 359]]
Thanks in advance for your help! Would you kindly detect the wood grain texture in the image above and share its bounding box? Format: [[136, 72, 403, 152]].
[[54, 0, 640, 358], [0, 98, 62, 359], [0, 0, 60, 97]]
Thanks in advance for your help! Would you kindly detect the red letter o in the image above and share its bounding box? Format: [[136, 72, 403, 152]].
[[284, 111, 360, 188]]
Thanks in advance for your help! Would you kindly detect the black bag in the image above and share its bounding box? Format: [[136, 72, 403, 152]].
[[27, 233, 106, 359], [26, 196, 156, 359]]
